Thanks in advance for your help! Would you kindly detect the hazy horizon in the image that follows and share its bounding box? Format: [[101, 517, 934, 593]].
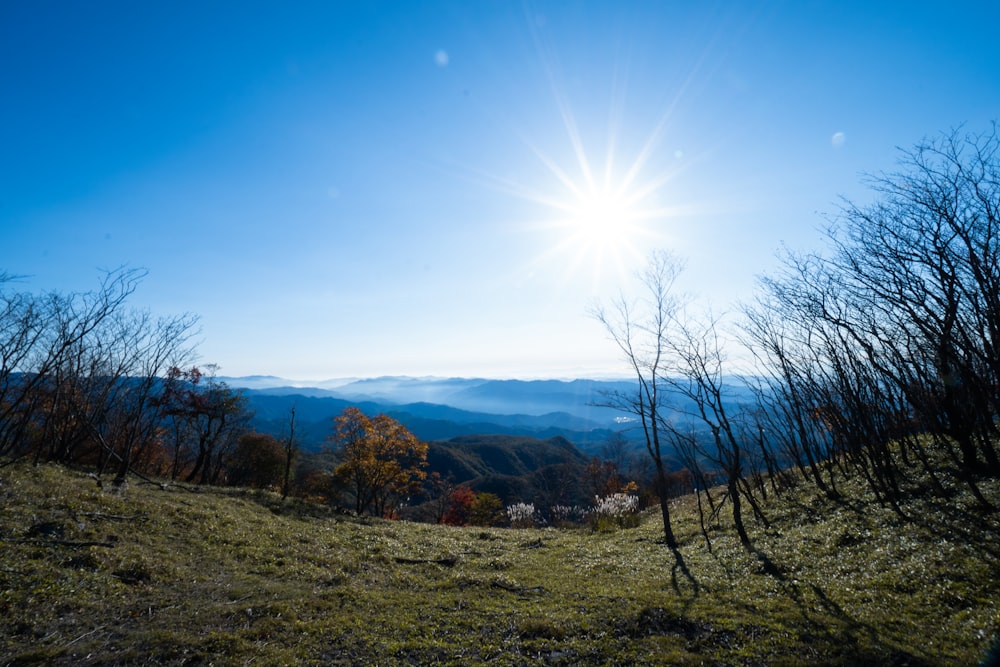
[[216, 372, 637, 388]]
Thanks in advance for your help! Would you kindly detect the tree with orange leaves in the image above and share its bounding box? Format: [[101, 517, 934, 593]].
[[330, 407, 428, 517]]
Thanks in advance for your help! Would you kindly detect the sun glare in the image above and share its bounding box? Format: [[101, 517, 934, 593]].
[[547, 182, 649, 276], [448, 36, 691, 289], [526, 145, 679, 289], [572, 189, 632, 247], [511, 67, 685, 288]]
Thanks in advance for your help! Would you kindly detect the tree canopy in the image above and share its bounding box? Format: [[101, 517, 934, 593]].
[[330, 407, 428, 516]]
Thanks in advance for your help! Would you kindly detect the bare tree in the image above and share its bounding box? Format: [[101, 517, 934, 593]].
[[100, 309, 198, 488], [657, 311, 769, 547], [740, 287, 840, 497], [1, 268, 145, 462], [591, 251, 685, 550], [831, 127, 1000, 479], [742, 125, 1000, 511], [282, 405, 298, 500], [156, 365, 253, 485], [0, 286, 54, 458]]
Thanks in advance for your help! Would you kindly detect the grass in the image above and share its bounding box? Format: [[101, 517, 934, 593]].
[[1, 458, 998, 666]]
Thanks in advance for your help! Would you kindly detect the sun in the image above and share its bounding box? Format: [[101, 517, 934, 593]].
[[571, 188, 633, 248], [446, 49, 688, 288], [524, 143, 677, 288], [546, 181, 645, 273], [501, 80, 684, 287]]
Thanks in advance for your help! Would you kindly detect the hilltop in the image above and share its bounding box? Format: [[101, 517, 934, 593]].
[[1, 453, 997, 665]]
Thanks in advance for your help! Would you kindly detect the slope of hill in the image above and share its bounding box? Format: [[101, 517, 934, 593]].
[[424, 434, 594, 507], [429, 435, 587, 480], [2, 457, 997, 665]]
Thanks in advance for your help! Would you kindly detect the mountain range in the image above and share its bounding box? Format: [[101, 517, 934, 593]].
[[222, 375, 643, 453]]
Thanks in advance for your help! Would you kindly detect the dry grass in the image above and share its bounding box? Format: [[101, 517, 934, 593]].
[[1, 456, 998, 666]]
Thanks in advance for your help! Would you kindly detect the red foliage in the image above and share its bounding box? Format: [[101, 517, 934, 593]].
[[441, 486, 477, 526]]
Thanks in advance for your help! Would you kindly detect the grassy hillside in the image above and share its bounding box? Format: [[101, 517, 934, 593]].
[[1, 458, 998, 665]]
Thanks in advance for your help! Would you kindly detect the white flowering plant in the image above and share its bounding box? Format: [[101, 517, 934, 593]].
[[505, 502, 537, 528], [589, 492, 641, 530]]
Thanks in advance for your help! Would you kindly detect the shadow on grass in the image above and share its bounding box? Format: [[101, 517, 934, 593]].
[[795, 475, 1000, 567], [745, 544, 939, 666], [665, 543, 701, 598], [906, 493, 1000, 562], [751, 545, 860, 630]]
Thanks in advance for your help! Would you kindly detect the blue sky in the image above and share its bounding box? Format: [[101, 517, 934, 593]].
[[2, 1, 998, 380]]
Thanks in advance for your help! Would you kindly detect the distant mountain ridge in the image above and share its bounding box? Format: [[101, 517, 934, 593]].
[[223, 375, 641, 453], [225, 375, 756, 455], [221, 375, 636, 415]]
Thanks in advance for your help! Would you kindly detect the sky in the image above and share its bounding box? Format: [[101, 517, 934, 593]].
[[2, 1, 998, 380]]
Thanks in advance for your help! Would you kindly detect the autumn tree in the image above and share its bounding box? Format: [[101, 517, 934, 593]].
[[600, 431, 647, 483], [330, 407, 428, 516], [441, 485, 476, 525], [227, 432, 286, 489], [469, 492, 504, 527], [585, 457, 622, 498], [419, 472, 456, 524]]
